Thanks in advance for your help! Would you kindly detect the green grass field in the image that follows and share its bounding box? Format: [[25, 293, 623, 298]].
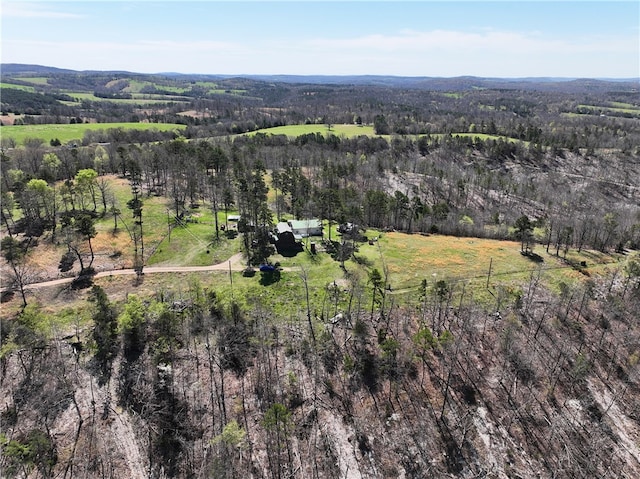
[[577, 104, 640, 116], [146, 217, 617, 314], [87, 176, 242, 268], [580, 103, 640, 113], [122, 80, 191, 95], [247, 124, 524, 144], [609, 101, 640, 111], [60, 91, 189, 105], [0, 82, 36, 92], [15, 77, 49, 85], [446, 133, 527, 144], [1, 122, 187, 145], [440, 92, 464, 99], [249, 124, 376, 138], [145, 226, 617, 317], [339, 230, 620, 305], [147, 211, 242, 266]]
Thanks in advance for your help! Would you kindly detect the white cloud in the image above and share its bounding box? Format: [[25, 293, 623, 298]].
[[307, 29, 636, 56], [1, 2, 84, 19], [281, 28, 637, 77], [2, 28, 637, 77]]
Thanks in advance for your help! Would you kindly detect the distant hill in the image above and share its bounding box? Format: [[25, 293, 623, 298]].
[[1, 63, 78, 75], [3, 64, 638, 93]]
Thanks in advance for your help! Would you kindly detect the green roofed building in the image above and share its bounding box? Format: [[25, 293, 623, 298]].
[[288, 219, 323, 237]]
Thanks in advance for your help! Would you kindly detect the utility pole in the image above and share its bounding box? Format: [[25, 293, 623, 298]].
[[486, 257, 493, 289]]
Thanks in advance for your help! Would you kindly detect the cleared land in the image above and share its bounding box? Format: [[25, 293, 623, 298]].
[[3, 174, 620, 319], [0, 82, 36, 92], [447, 132, 527, 144], [1, 122, 187, 145], [62, 91, 190, 104], [14, 76, 49, 85], [578, 103, 640, 114], [250, 124, 376, 138], [249, 124, 525, 144]]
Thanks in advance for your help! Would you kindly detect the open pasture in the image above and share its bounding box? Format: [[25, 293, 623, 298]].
[[249, 124, 376, 138], [577, 103, 640, 117], [446, 132, 526, 144], [0, 82, 36, 92], [579, 103, 640, 114], [61, 91, 189, 104], [609, 101, 640, 111], [248, 124, 524, 144], [2, 122, 187, 145], [351, 231, 615, 302], [122, 79, 192, 94], [15, 77, 50, 85]]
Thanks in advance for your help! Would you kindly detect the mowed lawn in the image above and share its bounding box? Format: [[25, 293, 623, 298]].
[[2, 122, 187, 145]]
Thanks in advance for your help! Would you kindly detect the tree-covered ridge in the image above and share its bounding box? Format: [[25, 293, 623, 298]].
[[0, 88, 66, 115]]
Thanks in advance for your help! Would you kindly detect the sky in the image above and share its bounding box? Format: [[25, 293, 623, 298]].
[[1, 1, 639, 78]]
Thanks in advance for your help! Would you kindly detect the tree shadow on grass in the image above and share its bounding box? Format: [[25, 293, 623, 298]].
[[520, 251, 544, 263], [353, 254, 374, 267], [71, 267, 96, 290], [259, 269, 281, 286], [276, 243, 304, 257], [325, 240, 358, 264]]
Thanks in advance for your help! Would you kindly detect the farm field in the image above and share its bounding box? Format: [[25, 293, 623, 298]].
[[249, 123, 376, 138], [13, 76, 49, 85], [578, 103, 640, 114], [1, 122, 187, 145], [122, 79, 187, 93], [609, 101, 640, 110], [446, 132, 527, 144], [249, 124, 525, 144], [61, 91, 190, 104], [0, 82, 36, 92], [122, 79, 229, 95], [573, 103, 640, 118]]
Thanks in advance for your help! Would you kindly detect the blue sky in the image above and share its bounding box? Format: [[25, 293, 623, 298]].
[[1, 1, 638, 78]]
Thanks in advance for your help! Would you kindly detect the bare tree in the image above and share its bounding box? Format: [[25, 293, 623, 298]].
[[1, 236, 34, 307]]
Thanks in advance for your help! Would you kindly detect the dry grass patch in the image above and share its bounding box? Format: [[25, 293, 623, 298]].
[[376, 232, 528, 286]]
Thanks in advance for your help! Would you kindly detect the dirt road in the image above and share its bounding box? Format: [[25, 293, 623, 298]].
[[7, 253, 247, 291]]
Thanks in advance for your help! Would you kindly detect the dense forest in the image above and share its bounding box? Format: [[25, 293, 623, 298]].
[[1, 65, 640, 478]]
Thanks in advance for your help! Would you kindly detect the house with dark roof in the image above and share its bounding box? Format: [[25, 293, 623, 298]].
[[274, 221, 303, 253]]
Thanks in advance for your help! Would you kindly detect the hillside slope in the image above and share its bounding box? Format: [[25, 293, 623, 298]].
[[1, 267, 639, 478]]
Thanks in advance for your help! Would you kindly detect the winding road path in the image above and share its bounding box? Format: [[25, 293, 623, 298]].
[[8, 253, 249, 291]]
